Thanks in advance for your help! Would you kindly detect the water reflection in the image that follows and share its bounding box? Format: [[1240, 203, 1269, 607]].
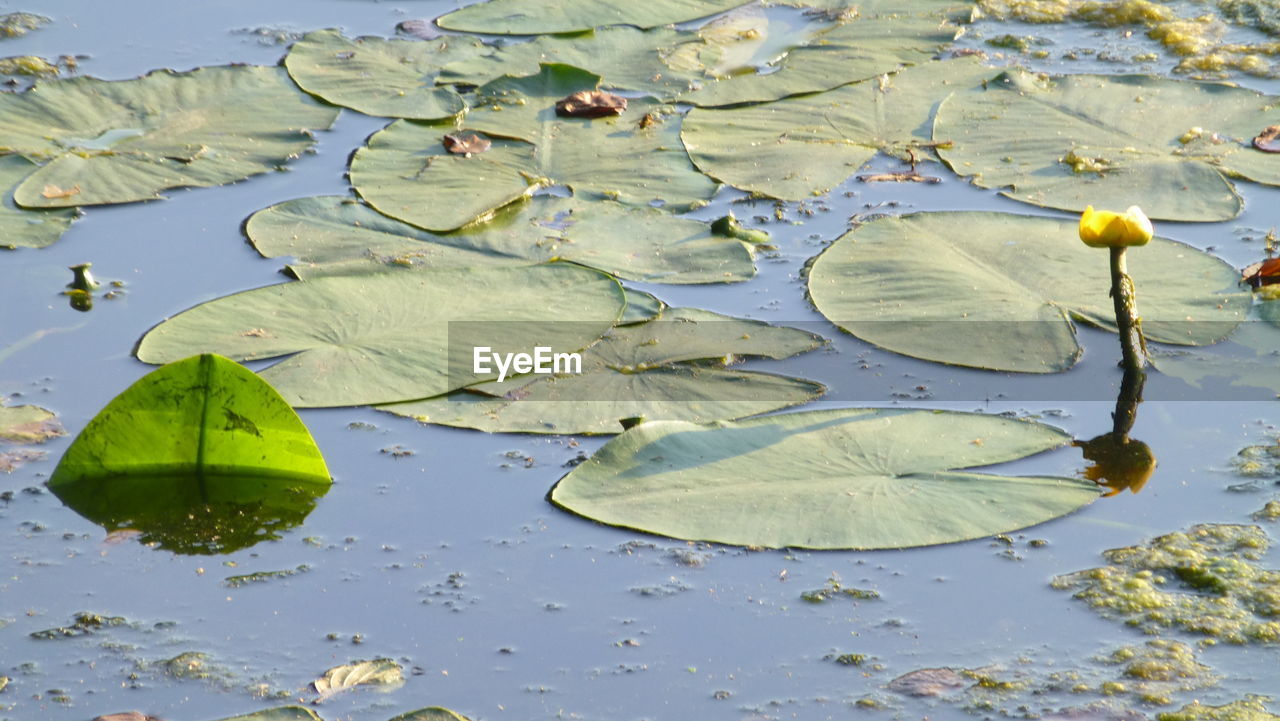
[[50, 472, 328, 554], [1074, 366, 1156, 496]]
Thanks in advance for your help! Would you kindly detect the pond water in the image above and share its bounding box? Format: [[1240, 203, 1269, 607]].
[[3, 1, 1280, 720]]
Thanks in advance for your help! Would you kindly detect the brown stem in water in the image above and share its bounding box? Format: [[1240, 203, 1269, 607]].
[[1110, 246, 1146, 373]]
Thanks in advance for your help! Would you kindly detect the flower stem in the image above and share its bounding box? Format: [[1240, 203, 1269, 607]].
[[1109, 246, 1146, 373]]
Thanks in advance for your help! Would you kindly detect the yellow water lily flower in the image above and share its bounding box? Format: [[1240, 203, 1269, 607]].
[[1078, 205, 1153, 248]]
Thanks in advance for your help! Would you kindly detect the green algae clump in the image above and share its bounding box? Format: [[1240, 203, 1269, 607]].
[[1052, 524, 1280, 644], [0, 12, 49, 38], [1254, 500, 1280, 522], [1157, 695, 1280, 721], [0, 55, 58, 76]]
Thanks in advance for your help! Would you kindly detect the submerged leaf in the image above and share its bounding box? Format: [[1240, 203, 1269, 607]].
[[0, 155, 78, 249], [550, 408, 1098, 549], [381, 308, 825, 435], [436, 0, 751, 35], [207, 708, 323, 721], [683, 57, 997, 200], [1, 65, 339, 208], [0, 401, 64, 473], [48, 354, 331, 554], [245, 195, 753, 284], [935, 69, 1280, 221], [807, 212, 1248, 373], [284, 30, 471, 120], [351, 64, 717, 231], [135, 265, 625, 407]]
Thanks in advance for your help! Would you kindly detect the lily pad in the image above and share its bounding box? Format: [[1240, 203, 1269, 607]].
[[313, 659, 403, 701], [0, 155, 78, 248], [438, 26, 702, 100], [0, 65, 339, 208], [387, 710, 471, 721], [682, 57, 998, 200], [550, 408, 1098, 549], [807, 211, 1249, 373], [620, 289, 665, 325], [48, 354, 331, 554], [245, 195, 754, 284], [680, 1, 969, 107], [1150, 308, 1280, 395], [135, 264, 625, 407], [381, 308, 825, 435], [934, 69, 1280, 221], [435, 0, 751, 35], [284, 30, 471, 120], [1, 400, 64, 473], [350, 64, 718, 231], [210, 709, 322, 721]]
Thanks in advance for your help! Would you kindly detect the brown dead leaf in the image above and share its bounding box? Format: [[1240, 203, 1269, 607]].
[[1242, 257, 1280, 288], [1254, 125, 1280, 152], [41, 183, 80, 199], [638, 112, 664, 129], [442, 133, 492, 157], [886, 667, 969, 697], [555, 90, 627, 119], [857, 171, 941, 184]]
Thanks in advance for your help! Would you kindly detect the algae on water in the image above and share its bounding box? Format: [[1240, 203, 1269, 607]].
[[0, 12, 49, 38], [1052, 524, 1280, 644]]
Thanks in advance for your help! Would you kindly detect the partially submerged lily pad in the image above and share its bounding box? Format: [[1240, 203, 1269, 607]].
[[135, 264, 625, 407], [1052, 524, 1280, 643], [935, 69, 1280, 221], [350, 64, 717, 231], [208, 709, 322, 721], [245, 195, 754, 284], [0, 400, 64, 472], [807, 211, 1248, 373], [550, 408, 1098, 549], [48, 354, 331, 554], [680, 1, 969, 107], [435, 0, 751, 35], [0, 155, 79, 249], [313, 659, 403, 701], [284, 30, 470, 120], [1, 65, 339, 208], [381, 308, 825, 434], [682, 57, 997, 200], [386, 710, 471, 721]]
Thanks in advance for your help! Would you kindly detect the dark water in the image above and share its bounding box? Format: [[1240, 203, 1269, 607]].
[[2, 2, 1280, 720]]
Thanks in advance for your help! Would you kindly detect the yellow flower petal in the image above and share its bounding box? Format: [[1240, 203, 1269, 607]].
[[1079, 205, 1152, 247]]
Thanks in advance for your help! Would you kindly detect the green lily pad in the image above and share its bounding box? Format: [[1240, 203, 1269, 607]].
[[436, 0, 751, 35], [284, 30, 473, 119], [0, 154, 78, 248], [680, 1, 969, 107], [0, 65, 339, 208], [135, 264, 625, 407], [350, 64, 718, 231], [807, 211, 1249, 373], [381, 308, 825, 435], [245, 195, 754, 284], [48, 354, 331, 554], [550, 408, 1098, 549], [682, 57, 998, 200], [934, 69, 1280, 221]]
